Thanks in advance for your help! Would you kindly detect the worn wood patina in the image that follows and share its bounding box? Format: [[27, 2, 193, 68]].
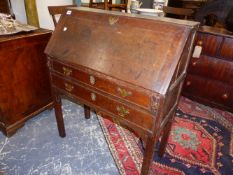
[[45, 7, 199, 175]]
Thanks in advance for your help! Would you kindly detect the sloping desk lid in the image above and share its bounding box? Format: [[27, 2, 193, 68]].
[[45, 7, 199, 95]]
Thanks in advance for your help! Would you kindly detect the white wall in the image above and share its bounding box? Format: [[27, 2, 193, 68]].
[[11, 0, 126, 30], [36, 0, 73, 30], [11, 0, 73, 30], [11, 0, 27, 23]]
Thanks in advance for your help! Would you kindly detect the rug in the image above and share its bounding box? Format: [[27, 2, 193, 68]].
[[98, 97, 233, 175], [0, 100, 119, 175]]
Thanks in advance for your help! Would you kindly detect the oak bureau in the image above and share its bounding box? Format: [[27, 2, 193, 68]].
[[45, 7, 199, 175]]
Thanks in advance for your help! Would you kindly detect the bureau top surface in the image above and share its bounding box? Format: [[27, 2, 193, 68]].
[[45, 7, 198, 95]]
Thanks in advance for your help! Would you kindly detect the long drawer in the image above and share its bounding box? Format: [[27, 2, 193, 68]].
[[51, 60, 152, 110], [220, 37, 233, 60], [183, 74, 233, 110], [194, 32, 222, 56], [51, 73, 154, 132], [187, 55, 233, 85]]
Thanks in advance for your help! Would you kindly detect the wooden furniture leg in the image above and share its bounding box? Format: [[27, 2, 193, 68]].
[[54, 94, 66, 137], [84, 105, 91, 119], [141, 136, 157, 175], [158, 119, 173, 157]]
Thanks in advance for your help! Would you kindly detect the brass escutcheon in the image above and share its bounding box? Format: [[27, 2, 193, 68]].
[[116, 106, 129, 118], [91, 93, 96, 101], [117, 87, 132, 98], [109, 16, 119, 25], [90, 75, 95, 85], [65, 83, 74, 92], [63, 67, 72, 76]]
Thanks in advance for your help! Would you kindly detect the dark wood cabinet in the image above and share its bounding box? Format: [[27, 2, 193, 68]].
[[183, 26, 233, 113], [0, 29, 53, 137]]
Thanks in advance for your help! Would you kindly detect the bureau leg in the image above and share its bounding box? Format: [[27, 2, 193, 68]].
[[141, 136, 156, 175], [84, 105, 91, 119], [158, 119, 173, 158], [54, 95, 66, 137], [4, 123, 25, 137]]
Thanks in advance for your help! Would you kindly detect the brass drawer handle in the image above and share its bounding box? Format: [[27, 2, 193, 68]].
[[63, 67, 72, 76], [192, 61, 197, 67], [90, 75, 95, 85], [65, 83, 74, 92], [116, 106, 129, 118], [91, 93, 96, 101], [186, 81, 191, 86], [222, 93, 229, 100], [117, 87, 132, 98], [197, 40, 203, 46]]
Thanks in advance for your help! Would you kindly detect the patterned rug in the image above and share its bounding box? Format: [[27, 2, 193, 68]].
[[98, 97, 233, 175]]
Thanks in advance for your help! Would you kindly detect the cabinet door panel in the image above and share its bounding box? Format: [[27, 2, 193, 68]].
[[183, 74, 233, 109]]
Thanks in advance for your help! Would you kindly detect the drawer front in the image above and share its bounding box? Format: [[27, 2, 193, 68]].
[[51, 74, 154, 131], [187, 55, 233, 85], [195, 32, 222, 56], [51, 60, 151, 109], [220, 37, 233, 60], [183, 74, 233, 108]]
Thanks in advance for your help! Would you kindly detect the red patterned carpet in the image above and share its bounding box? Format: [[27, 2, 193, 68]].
[[98, 97, 233, 175]]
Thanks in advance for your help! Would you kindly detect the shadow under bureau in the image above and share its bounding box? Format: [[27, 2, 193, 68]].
[[45, 7, 198, 175]]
